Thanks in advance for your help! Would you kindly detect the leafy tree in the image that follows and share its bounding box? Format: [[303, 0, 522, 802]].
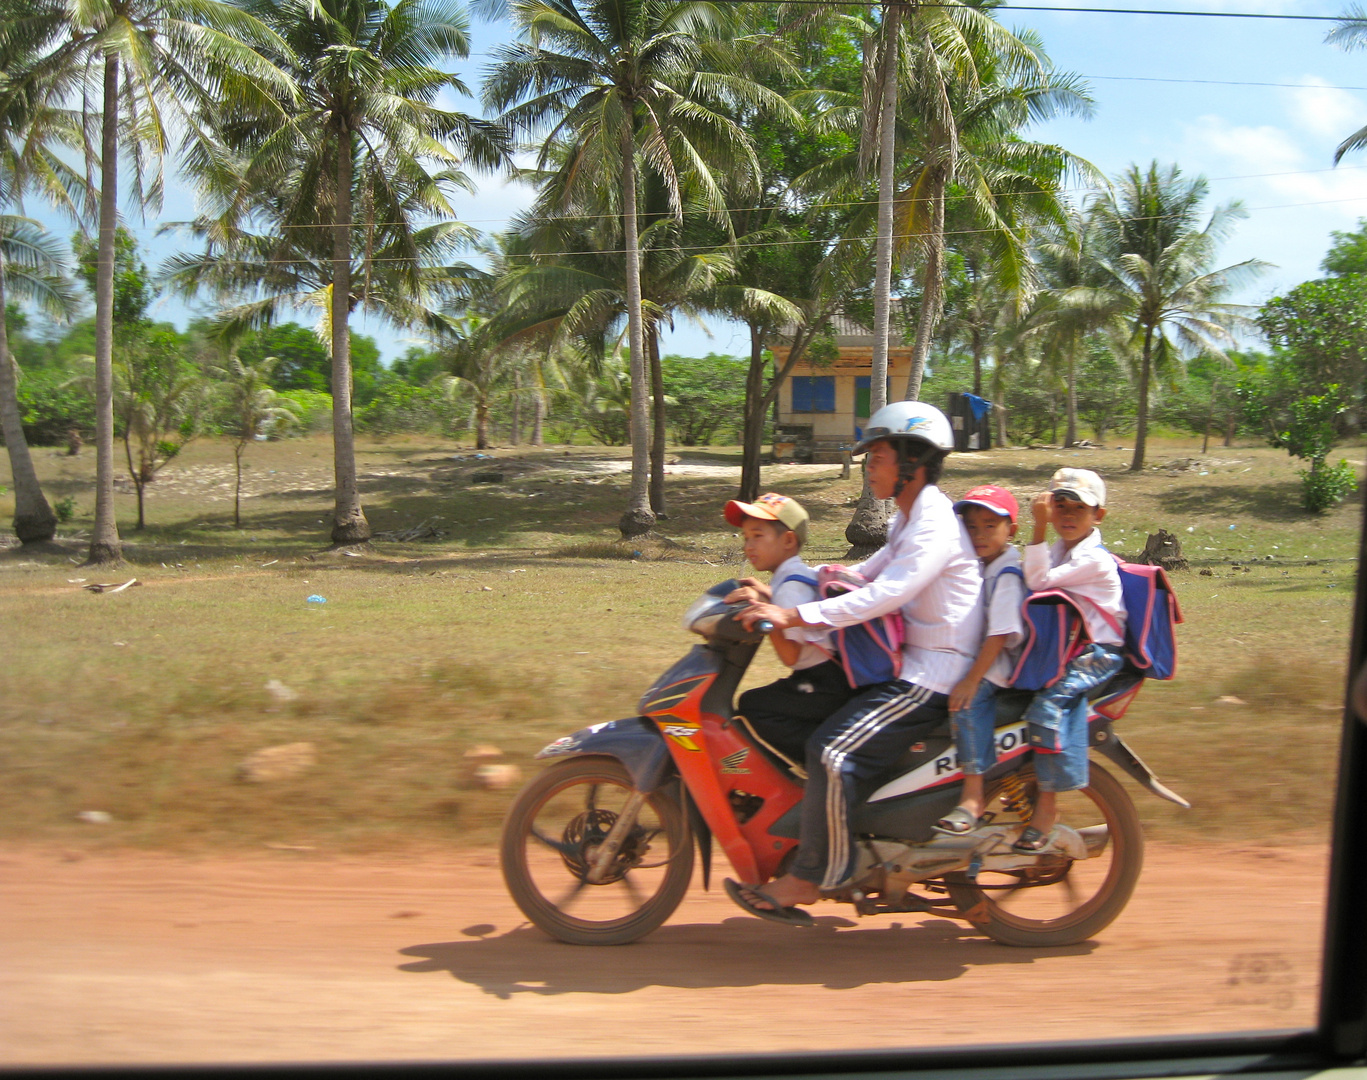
[[1323, 218, 1367, 277], [212, 354, 298, 526], [1074, 341, 1134, 445], [1270, 385, 1359, 512], [660, 353, 746, 445], [1257, 276, 1367, 426], [115, 325, 208, 529]]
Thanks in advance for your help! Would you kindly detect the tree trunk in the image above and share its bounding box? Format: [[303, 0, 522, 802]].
[[618, 124, 654, 538], [868, 2, 901, 419], [971, 327, 983, 398], [87, 53, 122, 565], [738, 323, 767, 503], [0, 254, 57, 543], [476, 400, 489, 449], [123, 432, 145, 531], [234, 442, 244, 528], [1129, 325, 1153, 472], [532, 385, 544, 447], [510, 373, 521, 446], [1064, 349, 1078, 448], [904, 164, 948, 402], [648, 325, 667, 517], [330, 130, 370, 546]]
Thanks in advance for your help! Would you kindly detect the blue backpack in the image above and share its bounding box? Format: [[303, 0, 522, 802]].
[[1004, 555, 1183, 690], [815, 565, 905, 688]]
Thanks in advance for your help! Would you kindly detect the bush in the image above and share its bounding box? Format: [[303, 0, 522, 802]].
[[271, 389, 333, 435], [355, 382, 453, 436], [10, 370, 95, 446], [1302, 459, 1358, 513]]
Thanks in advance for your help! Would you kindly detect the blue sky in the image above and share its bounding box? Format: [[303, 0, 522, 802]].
[[24, 1, 1367, 363]]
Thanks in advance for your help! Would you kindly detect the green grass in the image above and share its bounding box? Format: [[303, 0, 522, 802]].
[[0, 432, 1358, 852]]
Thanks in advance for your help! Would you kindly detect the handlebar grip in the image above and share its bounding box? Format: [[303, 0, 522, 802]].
[[755, 619, 775, 634]]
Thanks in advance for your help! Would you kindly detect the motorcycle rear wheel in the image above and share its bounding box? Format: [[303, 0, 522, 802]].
[[501, 756, 693, 945], [944, 761, 1143, 947]]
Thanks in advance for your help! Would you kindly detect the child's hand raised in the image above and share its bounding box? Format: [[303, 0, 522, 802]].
[[1030, 491, 1052, 524]]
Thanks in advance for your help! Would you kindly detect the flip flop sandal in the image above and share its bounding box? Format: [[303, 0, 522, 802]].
[[934, 806, 981, 835], [1012, 825, 1051, 853], [723, 878, 815, 927]]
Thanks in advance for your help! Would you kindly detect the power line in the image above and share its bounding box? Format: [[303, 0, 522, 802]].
[[714, 1, 1349, 17], [1085, 74, 1367, 92]]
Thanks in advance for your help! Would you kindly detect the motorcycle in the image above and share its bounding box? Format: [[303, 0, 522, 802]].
[[500, 580, 1189, 947]]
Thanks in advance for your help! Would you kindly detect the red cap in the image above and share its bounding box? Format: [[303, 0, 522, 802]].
[[953, 484, 1019, 523]]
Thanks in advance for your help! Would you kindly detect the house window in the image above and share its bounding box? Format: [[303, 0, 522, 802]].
[[855, 376, 892, 418], [791, 375, 835, 413]]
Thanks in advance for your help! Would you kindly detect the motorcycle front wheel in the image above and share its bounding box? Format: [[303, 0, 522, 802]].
[[944, 760, 1143, 947], [501, 756, 694, 945]]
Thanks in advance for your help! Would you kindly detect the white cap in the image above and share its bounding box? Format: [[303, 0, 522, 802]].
[[1048, 468, 1106, 507]]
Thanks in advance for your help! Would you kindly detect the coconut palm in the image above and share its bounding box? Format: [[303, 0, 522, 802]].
[[0, 219, 78, 544], [1082, 162, 1267, 472], [5, 0, 296, 564], [213, 354, 298, 527], [1328, 7, 1367, 163], [483, 0, 794, 537], [181, 0, 508, 546], [0, 15, 92, 545]]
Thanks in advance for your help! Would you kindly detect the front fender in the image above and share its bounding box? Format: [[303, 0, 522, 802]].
[[535, 717, 675, 793]]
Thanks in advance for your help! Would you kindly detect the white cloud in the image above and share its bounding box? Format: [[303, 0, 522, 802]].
[[1285, 77, 1366, 141]]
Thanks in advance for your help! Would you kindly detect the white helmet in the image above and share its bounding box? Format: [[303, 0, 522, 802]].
[[853, 400, 954, 456]]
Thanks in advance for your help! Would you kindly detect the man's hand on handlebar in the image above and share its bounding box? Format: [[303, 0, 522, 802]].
[[725, 578, 771, 605]]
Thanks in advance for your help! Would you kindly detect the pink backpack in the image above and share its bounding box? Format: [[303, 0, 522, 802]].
[[816, 565, 906, 688]]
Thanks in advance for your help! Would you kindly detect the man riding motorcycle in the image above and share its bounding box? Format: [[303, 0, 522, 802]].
[[729, 401, 984, 925]]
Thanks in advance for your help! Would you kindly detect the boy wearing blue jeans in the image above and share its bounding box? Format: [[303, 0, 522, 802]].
[[936, 484, 1026, 835], [1017, 468, 1126, 852]]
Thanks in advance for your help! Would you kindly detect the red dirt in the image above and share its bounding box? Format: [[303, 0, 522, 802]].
[[0, 842, 1325, 1065]]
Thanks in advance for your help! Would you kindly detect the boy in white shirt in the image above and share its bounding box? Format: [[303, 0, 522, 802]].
[[936, 485, 1026, 835], [724, 494, 853, 768], [1017, 467, 1126, 852]]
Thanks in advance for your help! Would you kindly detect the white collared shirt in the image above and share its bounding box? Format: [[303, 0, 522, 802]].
[[1023, 528, 1126, 647], [795, 486, 984, 694], [770, 555, 832, 671], [981, 545, 1026, 688]]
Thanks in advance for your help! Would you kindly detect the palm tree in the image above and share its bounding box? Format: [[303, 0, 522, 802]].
[[0, 12, 91, 545], [213, 354, 298, 527], [9, 0, 298, 564], [1083, 162, 1267, 472], [0, 219, 77, 544], [188, 0, 508, 547], [1329, 7, 1367, 163], [484, 0, 792, 537]]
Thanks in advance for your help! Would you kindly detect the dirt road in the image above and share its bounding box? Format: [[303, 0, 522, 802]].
[[0, 843, 1324, 1065]]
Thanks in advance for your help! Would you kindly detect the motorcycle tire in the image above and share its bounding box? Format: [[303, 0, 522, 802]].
[[944, 761, 1143, 948], [501, 756, 694, 946]]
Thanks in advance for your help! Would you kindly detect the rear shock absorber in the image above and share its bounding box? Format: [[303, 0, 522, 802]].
[[999, 772, 1034, 822]]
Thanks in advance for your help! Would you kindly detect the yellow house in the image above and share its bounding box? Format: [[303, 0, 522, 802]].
[[772, 316, 912, 463]]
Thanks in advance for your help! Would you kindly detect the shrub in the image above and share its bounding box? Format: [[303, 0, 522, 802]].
[[271, 390, 333, 435]]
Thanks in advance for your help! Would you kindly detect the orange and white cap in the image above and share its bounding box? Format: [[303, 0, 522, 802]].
[[724, 492, 810, 544]]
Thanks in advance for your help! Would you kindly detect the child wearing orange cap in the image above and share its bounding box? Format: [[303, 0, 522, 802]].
[[722, 493, 854, 770]]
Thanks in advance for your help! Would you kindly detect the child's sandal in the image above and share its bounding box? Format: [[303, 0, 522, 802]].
[[1012, 825, 1051, 852]]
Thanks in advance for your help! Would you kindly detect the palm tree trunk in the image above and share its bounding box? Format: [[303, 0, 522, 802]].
[[510, 372, 521, 445], [0, 256, 57, 544], [532, 385, 545, 447], [1064, 349, 1078, 448], [648, 325, 666, 518], [739, 323, 766, 503], [618, 124, 654, 538], [845, 3, 902, 557], [87, 53, 122, 565], [971, 327, 983, 397], [234, 440, 244, 528], [904, 166, 947, 402], [330, 130, 370, 545], [1130, 325, 1153, 472], [869, 2, 901, 418], [476, 399, 489, 449]]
